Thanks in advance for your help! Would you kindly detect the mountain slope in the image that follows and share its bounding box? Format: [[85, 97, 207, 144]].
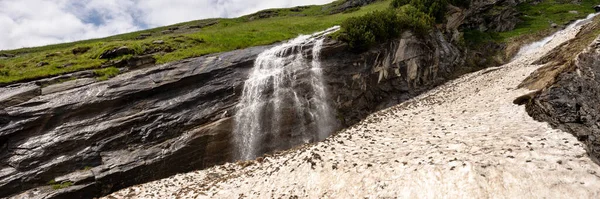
[[106, 12, 600, 199], [0, 0, 385, 84]]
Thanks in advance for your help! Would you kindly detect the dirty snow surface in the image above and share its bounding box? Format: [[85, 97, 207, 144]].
[[106, 24, 600, 199]]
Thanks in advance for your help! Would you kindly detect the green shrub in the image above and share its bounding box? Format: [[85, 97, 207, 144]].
[[340, 5, 433, 51], [391, 0, 471, 22]]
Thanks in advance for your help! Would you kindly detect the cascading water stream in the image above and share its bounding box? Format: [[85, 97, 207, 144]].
[[515, 13, 599, 58], [234, 27, 340, 160]]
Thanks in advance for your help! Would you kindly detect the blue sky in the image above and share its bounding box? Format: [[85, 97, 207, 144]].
[[0, 0, 334, 50]]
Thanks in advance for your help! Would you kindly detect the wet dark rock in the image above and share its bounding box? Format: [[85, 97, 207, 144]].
[[99, 46, 135, 59], [594, 5, 600, 12]]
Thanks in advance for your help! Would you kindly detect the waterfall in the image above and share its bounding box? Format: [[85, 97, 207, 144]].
[[234, 26, 340, 160]]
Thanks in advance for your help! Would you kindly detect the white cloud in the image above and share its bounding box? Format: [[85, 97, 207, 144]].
[[0, 0, 334, 50]]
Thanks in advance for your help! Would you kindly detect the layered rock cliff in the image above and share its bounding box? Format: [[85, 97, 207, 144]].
[[526, 34, 600, 164]]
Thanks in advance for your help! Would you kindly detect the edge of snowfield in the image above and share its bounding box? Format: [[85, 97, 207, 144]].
[[105, 18, 600, 199]]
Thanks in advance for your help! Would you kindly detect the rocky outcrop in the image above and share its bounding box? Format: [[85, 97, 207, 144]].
[[322, 30, 462, 126], [99, 46, 135, 59], [527, 35, 600, 164], [461, 0, 525, 32], [328, 0, 378, 14]]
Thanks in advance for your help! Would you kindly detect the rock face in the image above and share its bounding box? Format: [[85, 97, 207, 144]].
[[461, 0, 524, 32], [322, 30, 462, 126], [527, 35, 600, 164], [329, 0, 378, 14]]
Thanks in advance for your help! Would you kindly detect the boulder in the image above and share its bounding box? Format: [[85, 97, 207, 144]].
[[99, 46, 135, 59], [594, 5, 600, 12]]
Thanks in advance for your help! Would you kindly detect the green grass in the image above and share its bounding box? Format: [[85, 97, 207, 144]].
[[0, 0, 390, 85], [94, 67, 121, 81], [2, 0, 599, 85], [499, 0, 600, 40], [47, 180, 74, 190]]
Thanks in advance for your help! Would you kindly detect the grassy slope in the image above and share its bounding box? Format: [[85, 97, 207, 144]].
[[463, 0, 600, 66], [1, 0, 599, 84], [520, 15, 600, 90], [500, 0, 600, 39], [0, 0, 390, 84]]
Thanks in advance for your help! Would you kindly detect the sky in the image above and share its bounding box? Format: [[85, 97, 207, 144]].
[[0, 0, 334, 50]]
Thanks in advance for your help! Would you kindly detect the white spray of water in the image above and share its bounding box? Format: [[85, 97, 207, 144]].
[[515, 13, 599, 58], [234, 26, 340, 160]]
